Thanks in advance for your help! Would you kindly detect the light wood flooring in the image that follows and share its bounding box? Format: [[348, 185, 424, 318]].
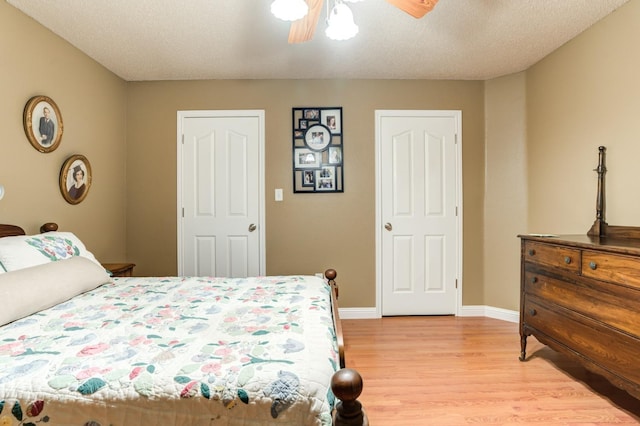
[[342, 316, 640, 425]]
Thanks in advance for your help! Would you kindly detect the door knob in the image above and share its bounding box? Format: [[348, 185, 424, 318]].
[[248, 224, 257, 232], [384, 223, 392, 231]]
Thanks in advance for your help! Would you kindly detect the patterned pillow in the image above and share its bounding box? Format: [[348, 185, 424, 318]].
[[0, 232, 102, 273]]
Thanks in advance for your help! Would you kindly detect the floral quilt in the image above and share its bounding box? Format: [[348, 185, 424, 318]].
[[0, 275, 339, 425]]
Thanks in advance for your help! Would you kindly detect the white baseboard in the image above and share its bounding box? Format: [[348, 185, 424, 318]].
[[458, 305, 519, 323], [339, 305, 519, 323], [338, 307, 379, 319]]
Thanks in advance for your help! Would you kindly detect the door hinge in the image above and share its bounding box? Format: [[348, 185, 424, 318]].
[[181, 134, 185, 144], [455, 279, 458, 289], [455, 206, 458, 216], [182, 207, 184, 217]]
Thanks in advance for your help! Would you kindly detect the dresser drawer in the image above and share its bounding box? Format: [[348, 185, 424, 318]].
[[524, 270, 640, 337], [523, 297, 640, 385], [523, 241, 580, 273], [582, 250, 640, 290]]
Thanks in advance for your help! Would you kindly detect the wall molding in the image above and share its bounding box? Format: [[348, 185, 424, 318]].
[[458, 305, 519, 323], [339, 305, 519, 323], [338, 307, 379, 319]]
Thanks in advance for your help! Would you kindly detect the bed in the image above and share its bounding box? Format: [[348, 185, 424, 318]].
[[0, 224, 366, 426]]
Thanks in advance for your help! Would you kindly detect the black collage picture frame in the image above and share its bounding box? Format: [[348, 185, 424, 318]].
[[292, 107, 344, 193]]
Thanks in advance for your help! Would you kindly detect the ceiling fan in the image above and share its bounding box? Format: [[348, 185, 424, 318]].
[[286, 0, 438, 43]]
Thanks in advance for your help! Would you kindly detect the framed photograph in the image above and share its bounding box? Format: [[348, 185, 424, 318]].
[[292, 106, 343, 193], [304, 124, 331, 151], [23, 95, 64, 153], [328, 147, 342, 164], [316, 166, 336, 191], [321, 109, 342, 134], [294, 148, 321, 168], [304, 109, 320, 120], [59, 154, 92, 204], [303, 170, 315, 186]]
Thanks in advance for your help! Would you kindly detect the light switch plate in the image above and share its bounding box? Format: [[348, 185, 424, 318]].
[[275, 188, 283, 201]]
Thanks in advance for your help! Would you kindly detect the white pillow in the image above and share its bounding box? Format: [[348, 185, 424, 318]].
[[0, 256, 111, 326], [0, 231, 102, 273]]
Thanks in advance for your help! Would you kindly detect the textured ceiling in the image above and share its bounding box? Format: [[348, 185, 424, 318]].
[[6, 0, 630, 81]]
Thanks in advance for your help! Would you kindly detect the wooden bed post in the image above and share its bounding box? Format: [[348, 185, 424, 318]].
[[325, 268, 345, 368], [324, 269, 368, 426], [40, 222, 59, 233], [332, 368, 369, 426]]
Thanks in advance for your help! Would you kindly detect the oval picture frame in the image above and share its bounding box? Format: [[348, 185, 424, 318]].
[[23, 95, 64, 153], [60, 155, 92, 205], [304, 124, 332, 152]]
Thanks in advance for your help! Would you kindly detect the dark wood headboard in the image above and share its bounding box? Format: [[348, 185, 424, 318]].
[[0, 224, 26, 238], [0, 223, 58, 238]]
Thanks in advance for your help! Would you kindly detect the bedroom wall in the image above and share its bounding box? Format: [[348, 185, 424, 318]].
[[0, 2, 128, 263], [126, 80, 486, 308], [483, 73, 527, 311], [480, 0, 639, 314], [527, 0, 640, 234], [7, 0, 634, 312]]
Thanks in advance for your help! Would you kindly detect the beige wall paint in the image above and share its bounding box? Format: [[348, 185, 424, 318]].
[[527, 0, 640, 234], [5, 0, 636, 312], [0, 2, 128, 262], [126, 80, 485, 308], [484, 73, 527, 311]]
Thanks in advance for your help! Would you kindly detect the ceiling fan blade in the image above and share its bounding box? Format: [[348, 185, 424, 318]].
[[288, 0, 324, 44], [385, 0, 438, 19]]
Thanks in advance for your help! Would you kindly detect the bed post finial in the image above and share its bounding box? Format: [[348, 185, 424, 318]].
[[332, 368, 369, 426], [325, 269, 338, 298], [40, 222, 59, 233], [587, 146, 607, 237], [325, 268, 337, 281]]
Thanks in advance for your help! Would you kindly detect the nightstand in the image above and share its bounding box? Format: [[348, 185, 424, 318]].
[[102, 263, 135, 277]]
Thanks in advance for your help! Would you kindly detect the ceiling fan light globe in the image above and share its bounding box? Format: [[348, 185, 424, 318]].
[[271, 0, 309, 22], [325, 3, 359, 40]]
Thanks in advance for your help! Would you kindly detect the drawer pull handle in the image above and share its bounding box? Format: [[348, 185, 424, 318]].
[[589, 261, 597, 270], [564, 256, 572, 264], [528, 249, 535, 256], [529, 309, 537, 316], [530, 276, 538, 284]]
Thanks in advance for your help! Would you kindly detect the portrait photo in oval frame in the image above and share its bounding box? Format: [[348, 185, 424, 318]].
[[23, 95, 64, 153], [59, 155, 92, 205]]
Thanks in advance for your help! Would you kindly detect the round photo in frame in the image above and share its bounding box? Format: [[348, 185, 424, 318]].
[[23, 95, 64, 153], [60, 155, 92, 205], [304, 124, 332, 151]]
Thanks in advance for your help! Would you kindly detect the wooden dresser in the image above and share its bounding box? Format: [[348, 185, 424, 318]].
[[519, 234, 640, 399]]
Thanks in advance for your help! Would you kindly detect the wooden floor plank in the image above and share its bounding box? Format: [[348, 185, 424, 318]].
[[342, 316, 640, 425]]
